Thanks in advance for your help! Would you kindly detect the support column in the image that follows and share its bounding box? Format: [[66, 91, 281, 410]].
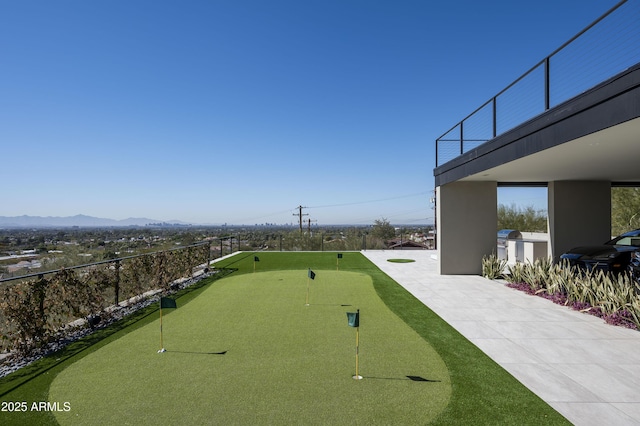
[[437, 181, 497, 274], [548, 181, 611, 261]]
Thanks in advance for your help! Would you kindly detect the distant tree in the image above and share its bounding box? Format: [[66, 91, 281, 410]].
[[103, 251, 119, 260], [612, 187, 640, 235], [371, 218, 396, 241], [497, 204, 547, 232]]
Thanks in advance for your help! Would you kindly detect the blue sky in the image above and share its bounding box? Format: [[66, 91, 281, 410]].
[[1, 0, 617, 225]]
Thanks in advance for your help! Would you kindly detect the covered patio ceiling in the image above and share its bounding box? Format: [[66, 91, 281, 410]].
[[460, 116, 640, 184]]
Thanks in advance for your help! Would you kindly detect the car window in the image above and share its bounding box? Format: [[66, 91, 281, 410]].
[[606, 230, 640, 246], [612, 237, 640, 246]]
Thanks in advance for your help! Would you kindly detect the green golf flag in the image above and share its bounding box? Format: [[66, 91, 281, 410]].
[[308, 269, 316, 280], [347, 311, 359, 327], [347, 309, 362, 379], [337, 253, 343, 259], [160, 297, 177, 309], [254, 256, 260, 262], [159, 297, 177, 353]]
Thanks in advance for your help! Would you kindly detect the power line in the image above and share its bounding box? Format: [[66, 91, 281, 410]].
[[226, 209, 295, 225], [216, 191, 432, 225], [308, 191, 430, 209], [346, 207, 433, 226]]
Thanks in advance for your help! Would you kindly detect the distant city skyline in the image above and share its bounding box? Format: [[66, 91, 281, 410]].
[[0, 212, 430, 227], [1, 0, 609, 225], [0, 186, 548, 227]]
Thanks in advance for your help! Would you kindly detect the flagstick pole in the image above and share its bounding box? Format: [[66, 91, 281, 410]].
[[353, 309, 362, 380], [355, 326, 359, 377], [305, 276, 310, 306], [159, 306, 164, 352]]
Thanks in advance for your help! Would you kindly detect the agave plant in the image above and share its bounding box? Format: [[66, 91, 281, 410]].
[[624, 298, 640, 329], [601, 272, 637, 314], [482, 253, 507, 279], [521, 257, 553, 292], [545, 261, 575, 296], [505, 262, 526, 284]]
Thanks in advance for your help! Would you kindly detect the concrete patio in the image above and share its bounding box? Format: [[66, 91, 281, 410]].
[[362, 250, 640, 425]]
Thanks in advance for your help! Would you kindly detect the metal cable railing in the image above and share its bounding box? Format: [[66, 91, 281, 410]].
[[0, 241, 212, 286], [0, 241, 213, 353], [436, 0, 640, 167]]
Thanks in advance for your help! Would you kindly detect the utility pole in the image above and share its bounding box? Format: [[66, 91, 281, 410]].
[[293, 205, 309, 233], [307, 218, 317, 233]]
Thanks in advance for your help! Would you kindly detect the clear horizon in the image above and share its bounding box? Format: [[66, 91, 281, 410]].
[[1, 0, 607, 225], [0, 212, 436, 227]]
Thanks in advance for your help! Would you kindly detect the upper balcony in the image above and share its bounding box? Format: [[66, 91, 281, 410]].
[[434, 0, 640, 187]]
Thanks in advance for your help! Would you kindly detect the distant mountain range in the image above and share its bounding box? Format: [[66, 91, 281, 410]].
[[0, 215, 190, 228]]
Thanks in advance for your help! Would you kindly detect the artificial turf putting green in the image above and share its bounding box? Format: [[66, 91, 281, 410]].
[[49, 269, 451, 425], [1, 251, 569, 425]]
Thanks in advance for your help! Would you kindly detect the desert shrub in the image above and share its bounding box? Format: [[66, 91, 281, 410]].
[[0, 277, 50, 353]]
